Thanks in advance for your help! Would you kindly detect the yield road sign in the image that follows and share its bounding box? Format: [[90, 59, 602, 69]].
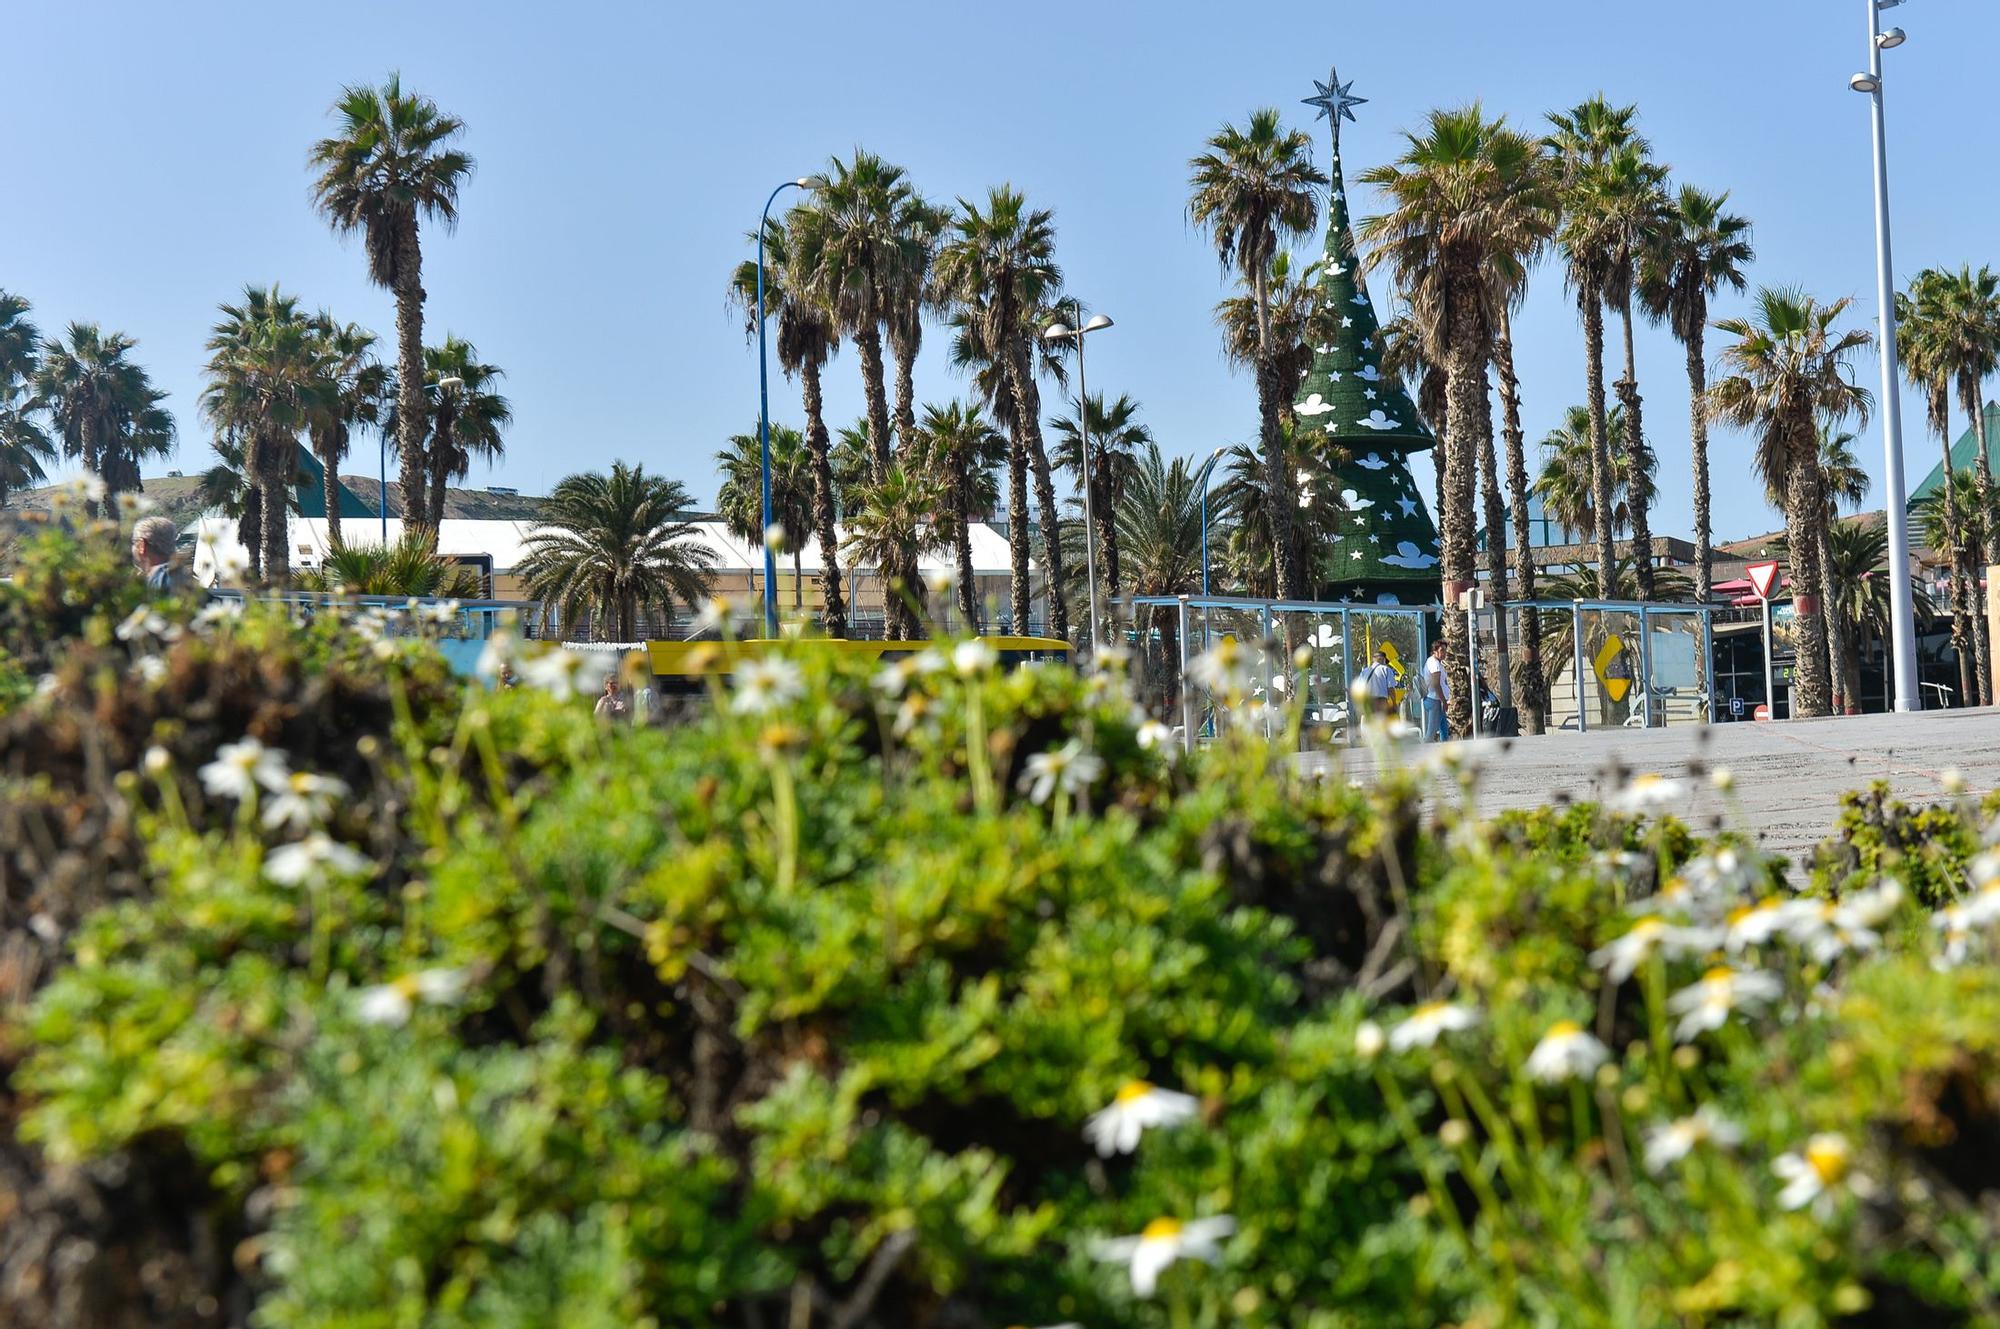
[[1747, 560, 1780, 600]]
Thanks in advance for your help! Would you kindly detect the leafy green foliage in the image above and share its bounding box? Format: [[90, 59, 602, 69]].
[[5, 525, 2000, 1328]]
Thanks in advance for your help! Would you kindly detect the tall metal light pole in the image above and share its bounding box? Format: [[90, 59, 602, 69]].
[[1851, 0, 1921, 711], [756, 176, 823, 639], [384, 374, 462, 541], [1043, 313, 1115, 656]]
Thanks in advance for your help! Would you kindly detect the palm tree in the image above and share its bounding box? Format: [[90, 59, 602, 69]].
[[1594, 146, 1671, 597], [1640, 185, 1754, 603], [414, 337, 509, 530], [729, 215, 846, 635], [1897, 270, 1979, 703], [519, 463, 717, 643], [309, 75, 473, 535], [196, 432, 268, 582], [202, 286, 318, 580], [1796, 426, 1870, 712], [1924, 264, 2000, 702], [1111, 443, 1206, 687], [296, 531, 485, 598], [1214, 429, 1348, 598], [888, 194, 949, 451], [1216, 251, 1333, 432], [1188, 108, 1325, 603], [715, 424, 814, 612], [1802, 517, 1934, 713], [38, 322, 176, 519], [1534, 403, 1652, 541], [1546, 95, 1645, 599], [791, 151, 912, 484], [910, 400, 1005, 629], [0, 292, 55, 508], [1048, 392, 1149, 608], [1709, 288, 1873, 718], [842, 464, 946, 639], [1358, 104, 1554, 735], [305, 316, 384, 549], [934, 188, 1071, 640]]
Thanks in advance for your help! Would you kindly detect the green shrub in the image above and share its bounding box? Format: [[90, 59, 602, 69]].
[[4, 524, 2000, 1328]]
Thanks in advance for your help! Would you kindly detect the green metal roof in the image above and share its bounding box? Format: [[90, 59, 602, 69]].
[[290, 443, 378, 519], [1907, 401, 2000, 508]]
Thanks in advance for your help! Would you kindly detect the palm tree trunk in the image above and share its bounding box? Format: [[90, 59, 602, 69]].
[[1476, 377, 1514, 710], [1615, 298, 1655, 600], [1008, 343, 1068, 642], [1007, 418, 1032, 635], [1820, 520, 1847, 713], [1686, 310, 1714, 605], [793, 550, 804, 613], [1961, 383, 1995, 705], [1940, 427, 1975, 705], [952, 452, 979, 631], [1785, 439, 1831, 717], [890, 323, 918, 454], [1440, 270, 1487, 736], [261, 436, 291, 585], [1095, 457, 1121, 623], [799, 358, 847, 637], [241, 484, 263, 583], [856, 320, 894, 482], [1495, 310, 1544, 733], [318, 426, 344, 550], [1583, 286, 1617, 600], [394, 223, 429, 543]]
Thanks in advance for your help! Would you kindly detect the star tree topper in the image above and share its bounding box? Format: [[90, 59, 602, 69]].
[[1303, 67, 1367, 133]]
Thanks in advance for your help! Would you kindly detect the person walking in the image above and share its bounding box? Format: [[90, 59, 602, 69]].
[[1361, 650, 1399, 719], [593, 674, 629, 723], [131, 517, 187, 593], [1422, 638, 1451, 742]]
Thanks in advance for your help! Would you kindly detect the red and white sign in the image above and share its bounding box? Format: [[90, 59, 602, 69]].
[[1753, 703, 1772, 722], [1746, 560, 1780, 600]]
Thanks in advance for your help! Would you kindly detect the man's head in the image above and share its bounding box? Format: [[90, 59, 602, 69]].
[[1374, 650, 1388, 667], [131, 517, 178, 572], [1431, 639, 1446, 658], [603, 674, 622, 697]]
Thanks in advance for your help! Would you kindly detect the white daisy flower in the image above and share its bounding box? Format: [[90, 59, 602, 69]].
[[924, 566, 958, 594], [194, 598, 245, 630], [952, 639, 997, 677], [132, 654, 168, 685], [1188, 637, 1251, 695], [1388, 1000, 1481, 1052], [1020, 741, 1104, 806], [264, 832, 373, 886], [1835, 878, 1904, 929], [1082, 1080, 1201, 1156], [1772, 1133, 1875, 1216], [874, 655, 925, 698], [1524, 1019, 1610, 1084], [116, 607, 174, 643], [79, 473, 108, 503], [475, 631, 516, 681], [1932, 903, 1979, 970], [1354, 1020, 1386, 1060], [1642, 1104, 1744, 1173], [1612, 773, 1686, 813], [1091, 1215, 1235, 1298], [214, 546, 252, 582], [1136, 720, 1175, 752], [517, 647, 614, 700], [259, 770, 350, 833], [1723, 897, 1795, 952], [116, 491, 157, 517], [730, 657, 805, 715], [1963, 882, 2000, 928], [414, 599, 461, 626], [1667, 966, 1784, 1042], [199, 737, 289, 802], [689, 595, 736, 637], [892, 692, 933, 739], [1969, 849, 2000, 889], [1710, 767, 1736, 794], [354, 967, 472, 1028], [1589, 917, 1722, 985], [1677, 847, 1766, 903]]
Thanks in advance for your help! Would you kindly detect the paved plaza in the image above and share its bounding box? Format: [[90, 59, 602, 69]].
[[1315, 707, 2000, 863]]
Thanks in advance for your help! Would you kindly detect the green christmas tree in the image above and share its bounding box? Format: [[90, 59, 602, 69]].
[[1294, 67, 1441, 604]]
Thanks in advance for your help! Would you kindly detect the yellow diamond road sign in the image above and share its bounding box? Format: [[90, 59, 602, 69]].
[[1593, 635, 1633, 703]]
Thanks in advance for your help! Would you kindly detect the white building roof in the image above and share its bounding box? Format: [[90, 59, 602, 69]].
[[185, 513, 1027, 586]]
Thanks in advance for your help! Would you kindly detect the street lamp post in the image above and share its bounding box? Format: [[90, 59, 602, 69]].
[[756, 176, 823, 639], [1043, 313, 1115, 657], [384, 374, 462, 541], [1851, 0, 1922, 712]]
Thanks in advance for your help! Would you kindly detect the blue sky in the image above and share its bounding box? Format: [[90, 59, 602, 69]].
[[7, 0, 1995, 544]]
